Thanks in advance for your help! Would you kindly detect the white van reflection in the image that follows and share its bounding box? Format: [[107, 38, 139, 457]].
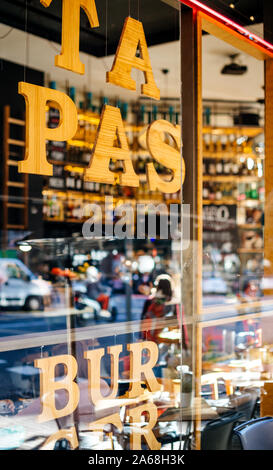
[[0, 259, 51, 311]]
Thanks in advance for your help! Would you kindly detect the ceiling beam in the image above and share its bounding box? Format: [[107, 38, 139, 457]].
[[161, 0, 180, 10]]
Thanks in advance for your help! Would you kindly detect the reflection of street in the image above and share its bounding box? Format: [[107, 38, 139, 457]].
[[0, 327, 183, 450], [0, 294, 148, 338]]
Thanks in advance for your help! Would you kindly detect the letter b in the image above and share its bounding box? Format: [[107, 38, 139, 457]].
[[34, 354, 80, 423]]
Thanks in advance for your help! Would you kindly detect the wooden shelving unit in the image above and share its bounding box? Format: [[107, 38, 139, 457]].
[[202, 125, 265, 301], [203, 152, 264, 160], [203, 198, 263, 206], [203, 175, 263, 183], [43, 107, 179, 230], [2, 106, 28, 244], [202, 125, 264, 137], [237, 248, 264, 254]]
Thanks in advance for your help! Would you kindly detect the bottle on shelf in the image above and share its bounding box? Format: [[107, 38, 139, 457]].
[[232, 185, 239, 200], [223, 160, 231, 175], [232, 160, 240, 175], [65, 171, 76, 190], [203, 182, 210, 200], [215, 184, 222, 201], [137, 156, 146, 174], [239, 158, 248, 176], [69, 87, 76, 103], [259, 186, 265, 202], [203, 134, 210, 153], [225, 135, 232, 154], [121, 102, 128, 121], [75, 173, 83, 191], [232, 135, 238, 154], [208, 160, 216, 176], [208, 184, 216, 201], [216, 136, 222, 153], [168, 106, 174, 123], [86, 92, 93, 111], [216, 159, 223, 175], [243, 138, 254, 155], [250, 182, 259, 200]]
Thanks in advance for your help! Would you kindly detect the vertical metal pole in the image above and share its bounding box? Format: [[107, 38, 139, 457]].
[[180, 4, 203, 450], [263, 1, 273, 295]]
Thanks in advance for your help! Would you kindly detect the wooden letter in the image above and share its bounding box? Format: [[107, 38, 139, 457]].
[[41, 426, 79, 450], [88, 413, 123, 433], [34, 355, 80, 423], [107, 17, 160, 100], [84, 345, 122, 406], [128, 403, 161, 450], [125, 341, 161, 398], [84, 105, 139, 187], [146, 120, 185, 193], [18, 82, 78, 176], [41, 0, 99, 74]]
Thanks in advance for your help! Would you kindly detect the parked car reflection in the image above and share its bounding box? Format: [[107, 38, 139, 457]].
[[0, 259, 52, 311]]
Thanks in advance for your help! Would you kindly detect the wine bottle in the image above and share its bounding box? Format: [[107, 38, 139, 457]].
[[216, 160, 223, 175]]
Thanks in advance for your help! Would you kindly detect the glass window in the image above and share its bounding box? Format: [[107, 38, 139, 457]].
[[0, 0, 185, 451]]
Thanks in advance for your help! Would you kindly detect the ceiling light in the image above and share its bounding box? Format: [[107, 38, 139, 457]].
[[229, 3, 235, 9], [250, 16, 255, 21], [180, 0, 273, 56], [221, 54, 248, 76], [19, 244, 32, 252]]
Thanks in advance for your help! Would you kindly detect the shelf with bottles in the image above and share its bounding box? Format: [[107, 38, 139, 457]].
[[46, 149, 179, 202], [43, 187, 136, 204], [202, 126, 264, 137], [47, 100, 181, 168], [203, 180, 265, 205], [43, 190, 104, 224], [42, 181, 178, 224], [203, 156, 263, 179], [202, 152, 264, 160], [203, 175, 263, 183], [237, 224, 262, 230], [237, 248, 264, 254], [43, 191, 66, 222], [203, 128, 264, 169], [203, 200, 264, 208], [237, 209, 263, 255]]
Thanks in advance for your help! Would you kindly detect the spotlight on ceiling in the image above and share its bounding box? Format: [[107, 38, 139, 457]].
[[221, 54, 248, 76], [229, 0, 239, 8]]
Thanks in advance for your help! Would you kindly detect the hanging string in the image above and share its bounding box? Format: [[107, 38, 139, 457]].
[[24, 0, 28, 82], [101, 0, 109, 72], [128, 0, 131, 18], [105, 0, 108, 59], [0, 27, 13, 40], [47, 40, 61, 53], [87, 55, 91, 90], [137, 0, 140, 21], [215, 0, 269, 41]]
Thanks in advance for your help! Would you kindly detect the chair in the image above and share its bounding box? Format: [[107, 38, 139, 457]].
[[233, 417, 273, 450], [200, 412, 242, 450], [201, 373, 234, 400], [229, 388, 259, 422]]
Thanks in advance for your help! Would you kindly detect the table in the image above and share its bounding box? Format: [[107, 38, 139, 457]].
[[156, 398, 219, 450], [158, 397, 219, 422]]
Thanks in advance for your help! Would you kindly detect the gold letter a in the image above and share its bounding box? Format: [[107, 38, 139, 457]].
[[107, 17, 160, 100]]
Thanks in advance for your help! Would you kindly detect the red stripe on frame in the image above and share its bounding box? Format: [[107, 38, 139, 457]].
[[179, 0, 273, 55]]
